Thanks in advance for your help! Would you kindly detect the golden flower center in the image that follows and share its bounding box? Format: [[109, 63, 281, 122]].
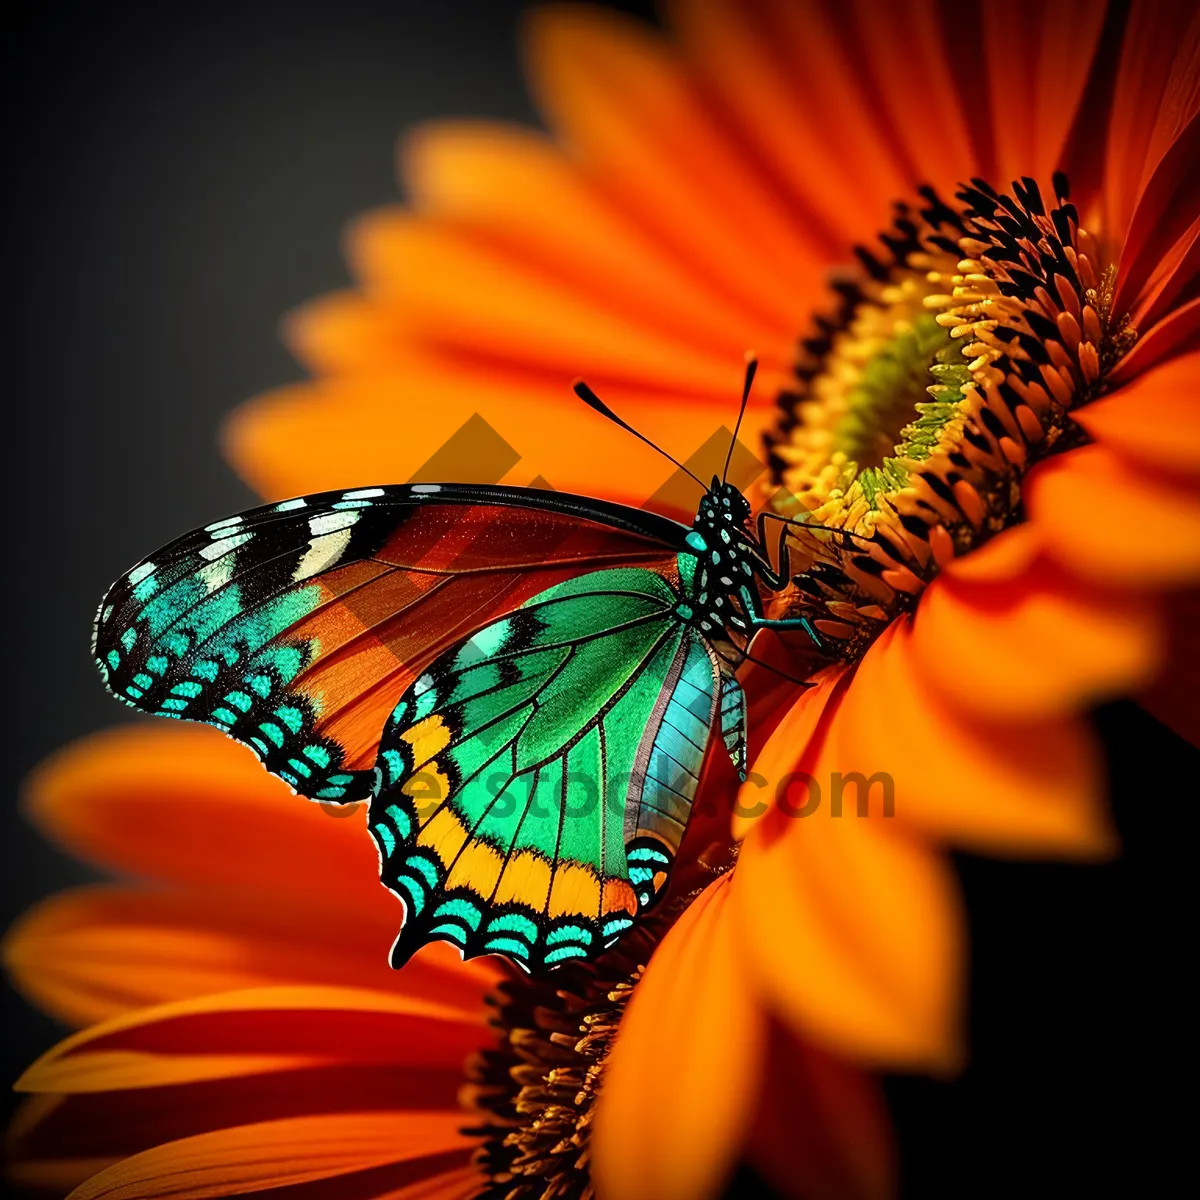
[[764, 177, 1135, 663], [463, 956, 640, 1198]]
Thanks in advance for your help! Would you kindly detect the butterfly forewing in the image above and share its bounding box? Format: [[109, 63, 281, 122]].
[[93, 485, 686, 804]]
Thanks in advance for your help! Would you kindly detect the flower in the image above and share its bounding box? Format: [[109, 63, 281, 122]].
[[220, 0, 1200, 1081], [6, 725, 893, 1199], [10, 1, 1199, 1195]]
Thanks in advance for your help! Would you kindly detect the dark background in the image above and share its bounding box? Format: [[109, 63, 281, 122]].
[[4, 2, 1191, 1196]]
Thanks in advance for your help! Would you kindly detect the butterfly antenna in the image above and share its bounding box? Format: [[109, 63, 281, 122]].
[[573, 380, 706, 488], [722, 353, 757, 484]]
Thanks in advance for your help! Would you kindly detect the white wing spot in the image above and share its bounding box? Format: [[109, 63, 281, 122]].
[[343, 488, 385, 500], [128, 562, 155, 584], [309, 511, 359, 535], [205, 515, 243, 533], [198, 554, 237, 592], [275, 498, 307, 512], [410, 484, 441, 494], [292, 529, 353, 581], [200, 532, 253, 560]]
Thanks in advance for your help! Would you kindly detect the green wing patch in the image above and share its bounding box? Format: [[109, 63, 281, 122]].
[[367, 568, 722, 969]]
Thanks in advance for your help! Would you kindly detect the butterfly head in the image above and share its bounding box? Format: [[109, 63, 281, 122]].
[[695, 476, 754, 539]]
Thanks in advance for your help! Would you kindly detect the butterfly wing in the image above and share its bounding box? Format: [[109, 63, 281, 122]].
[[370, 567, 727, 969], [94, 485, 688, 802]]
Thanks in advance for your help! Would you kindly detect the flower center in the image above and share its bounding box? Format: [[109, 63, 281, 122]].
[[765, 176, 1135, 663], [462, 944, 642, 1197]]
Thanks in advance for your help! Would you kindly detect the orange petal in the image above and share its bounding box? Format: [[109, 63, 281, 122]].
[[1109, 294, 1200, 386], [401, 121, 786, 361], [983, 0, 1107, 187], [1074, 352, 1200, 475], [225, 366, 776, 506], [1026, 443, 1200, 586], [670, 0, 910, 249], [3, 886, 491, 1028], [346, 209, 763, 394], [1139, 585, 1200, 748], [24, 725, 384, 903], [1103, 2, 1200, 247], [1129, 211, 1200, 333], [283, 290, 411, 377], [18, 985, 487, 1096], [732, 666, 850, 841], [1114, 111, 1200, 317], [8, 1153, 122, 1195], [523, 5, 826, 333], [833, 620, 1113, 857], [592, 875, 764, 1200], [372, 1168, 483, 1200], [9, 1061, 467, 1175], [748, 1027, 895, 1200], [64, 1112, 471, 1200], [940, 521, 1044, 585], [733, 785, 964, 1071], [842, 0, 979, 198], [908, 539, 1162, 721]]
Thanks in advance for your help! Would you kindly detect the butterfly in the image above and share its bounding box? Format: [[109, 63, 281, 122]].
[[92, 360, 822, 971]]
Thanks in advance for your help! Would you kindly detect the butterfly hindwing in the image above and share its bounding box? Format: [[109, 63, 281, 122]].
[[369, 567, 724, 968], [93, 485, 686, 803]]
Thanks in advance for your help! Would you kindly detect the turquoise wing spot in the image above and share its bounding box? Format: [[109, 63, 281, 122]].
[[544, 945, 590, 965], [374, 823, 396, 856]]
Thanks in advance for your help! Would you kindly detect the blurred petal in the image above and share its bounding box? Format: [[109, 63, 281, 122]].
[[734, 793, 964, 1071], [402, 121, 786, 360], [1072, 352, 1200, 475], [346, 209, 755, 393], [8, 1154, 121, 1195], [939, 522, 1044, 585], [1026, 443, 1200, 586], [593, 876, 763, 1200], [17, 986, 486, 1095], [65, 1113, 471, 1200], [524, 4, 825, 332], [748, 1027, 895, 1200], [3, 886, 491, 1028], [283, 290, 409, 377], [1139, 586, 1200, 748], [733, 666, 849, 840], [225, 368, 775, 506], [834, 620, 1113, 856], [9, 1063, 465, 1170], [909, 539, 1162, 721], [23, 725, 381, 903]]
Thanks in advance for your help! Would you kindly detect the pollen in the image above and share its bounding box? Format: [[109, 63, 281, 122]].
[[766, 176, 1135, 663]]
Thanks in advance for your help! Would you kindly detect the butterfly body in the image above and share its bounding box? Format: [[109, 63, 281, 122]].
[[93, 409, 815, 970]]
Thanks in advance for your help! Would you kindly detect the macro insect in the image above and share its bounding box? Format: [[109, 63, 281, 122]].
[[93, 361, 820, 971]]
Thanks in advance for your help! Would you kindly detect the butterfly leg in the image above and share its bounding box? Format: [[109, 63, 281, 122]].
[[738, 583, 823, 648]]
